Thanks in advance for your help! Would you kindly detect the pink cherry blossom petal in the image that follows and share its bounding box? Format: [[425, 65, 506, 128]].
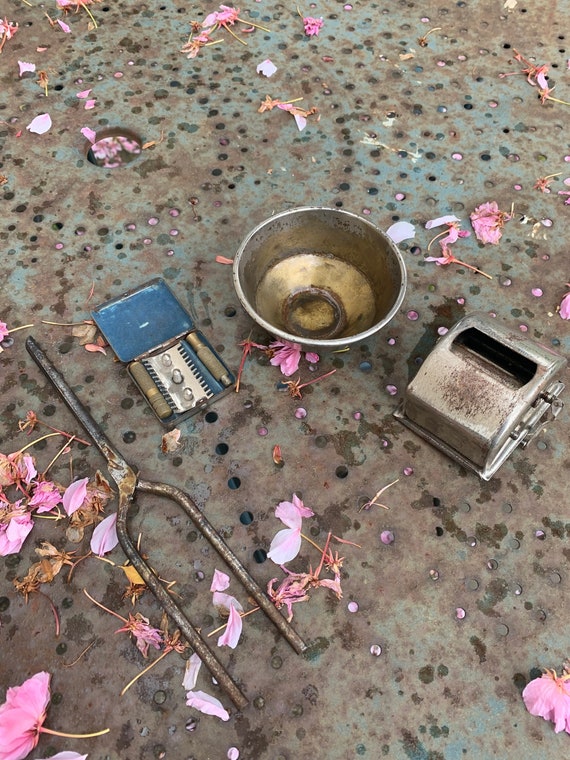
[[217, 603, 243, 648], [84, 99, 97, 110], [37, 754, 88, 760], [182, 653, 202, 691], [76, 89, 92, 98], [559, 291, 570, 320], [425, 214, 460, 230], [386, 220, 416, 243], [293, 113, 307, 131], [62, 477, 89, 516], [267, 526, 302, 564], [57, 19, 72, 33], [305, 351, 319, 364], [185, 690, 230, 721], [26, 113, 52, 135], [90, 512, 119, 556], [212, 592, 244, 614], [211, 568, 231, 592], [18, 60, 36, 76], [81, 126, 97, 144], [256, 59, 277, 77]]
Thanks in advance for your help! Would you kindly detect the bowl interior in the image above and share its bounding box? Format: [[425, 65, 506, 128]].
[[234, 208, 406, 347]]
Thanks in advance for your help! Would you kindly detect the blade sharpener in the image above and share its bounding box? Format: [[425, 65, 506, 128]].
[[394, 313, 566, 480]]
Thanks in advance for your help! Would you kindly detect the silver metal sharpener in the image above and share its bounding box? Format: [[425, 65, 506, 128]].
[[394, 313, 566, 480]]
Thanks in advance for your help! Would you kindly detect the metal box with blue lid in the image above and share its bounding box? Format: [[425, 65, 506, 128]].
[[92, 278, 235, 425]]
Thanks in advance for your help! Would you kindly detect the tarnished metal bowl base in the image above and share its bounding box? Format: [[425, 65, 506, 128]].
[[233, 207, 407, 350]]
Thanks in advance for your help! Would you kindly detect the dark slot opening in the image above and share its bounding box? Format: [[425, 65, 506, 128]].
[[453, 327, 537, 386]]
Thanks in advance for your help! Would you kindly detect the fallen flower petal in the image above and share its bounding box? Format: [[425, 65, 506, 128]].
[[28, 480, 62, 513], [83, 343, 106, 354], [212, 591, 244, 614], [267, 527, 302, 564], [57, 19, 72, 33], [90, 512, 119, 556], [18, 61, 36, 76], [84, 99, 97, 110], [217, 602, 243, 648], [80, 127, 97, 144], [115, 612, 163, 657], [0, 671, 108, 757], [275, 494, 314, 527], [0, 514, 35, 556], [62, 477, 89, 516], [185, 690, 230, 721], [36, 754, 88, 760], [210, 568, 231, 592], [559, 288, 570, 320], [256, 58, 277, 77], [182, 653, 202, 691], [76, 89, 92, 98], [0, 321, 8, 340], [26, 113, 52, 135], [522, 669, 570, 733], [0, 671, 50, 760], [425, 214, 461, 230], [386, 220, 416, 243]]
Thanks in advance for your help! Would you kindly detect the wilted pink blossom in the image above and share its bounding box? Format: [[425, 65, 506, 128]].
[[470, 201, 511, 244], [303, 16, 323, 36], [559, 287, 570, 320], [522, 669, 570, 733], [0, 671, 50, 760], [115, 612, 163, 658], [267, 570, 312, 620], [0, 18, 18, 53], [28, 480, 62, 513], [62, 477, 88, 515], [90, 512, 118, 555], [203, 4, 240, 28]]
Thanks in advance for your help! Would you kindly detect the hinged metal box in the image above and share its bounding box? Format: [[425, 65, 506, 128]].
[[394, 313, 566, 479], [92, 279, 235, 426]]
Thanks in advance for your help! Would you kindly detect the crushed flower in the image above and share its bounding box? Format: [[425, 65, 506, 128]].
[[469, 201, 511, 244], [115, 613, 164, 658], [303, 16, 323, 37]]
